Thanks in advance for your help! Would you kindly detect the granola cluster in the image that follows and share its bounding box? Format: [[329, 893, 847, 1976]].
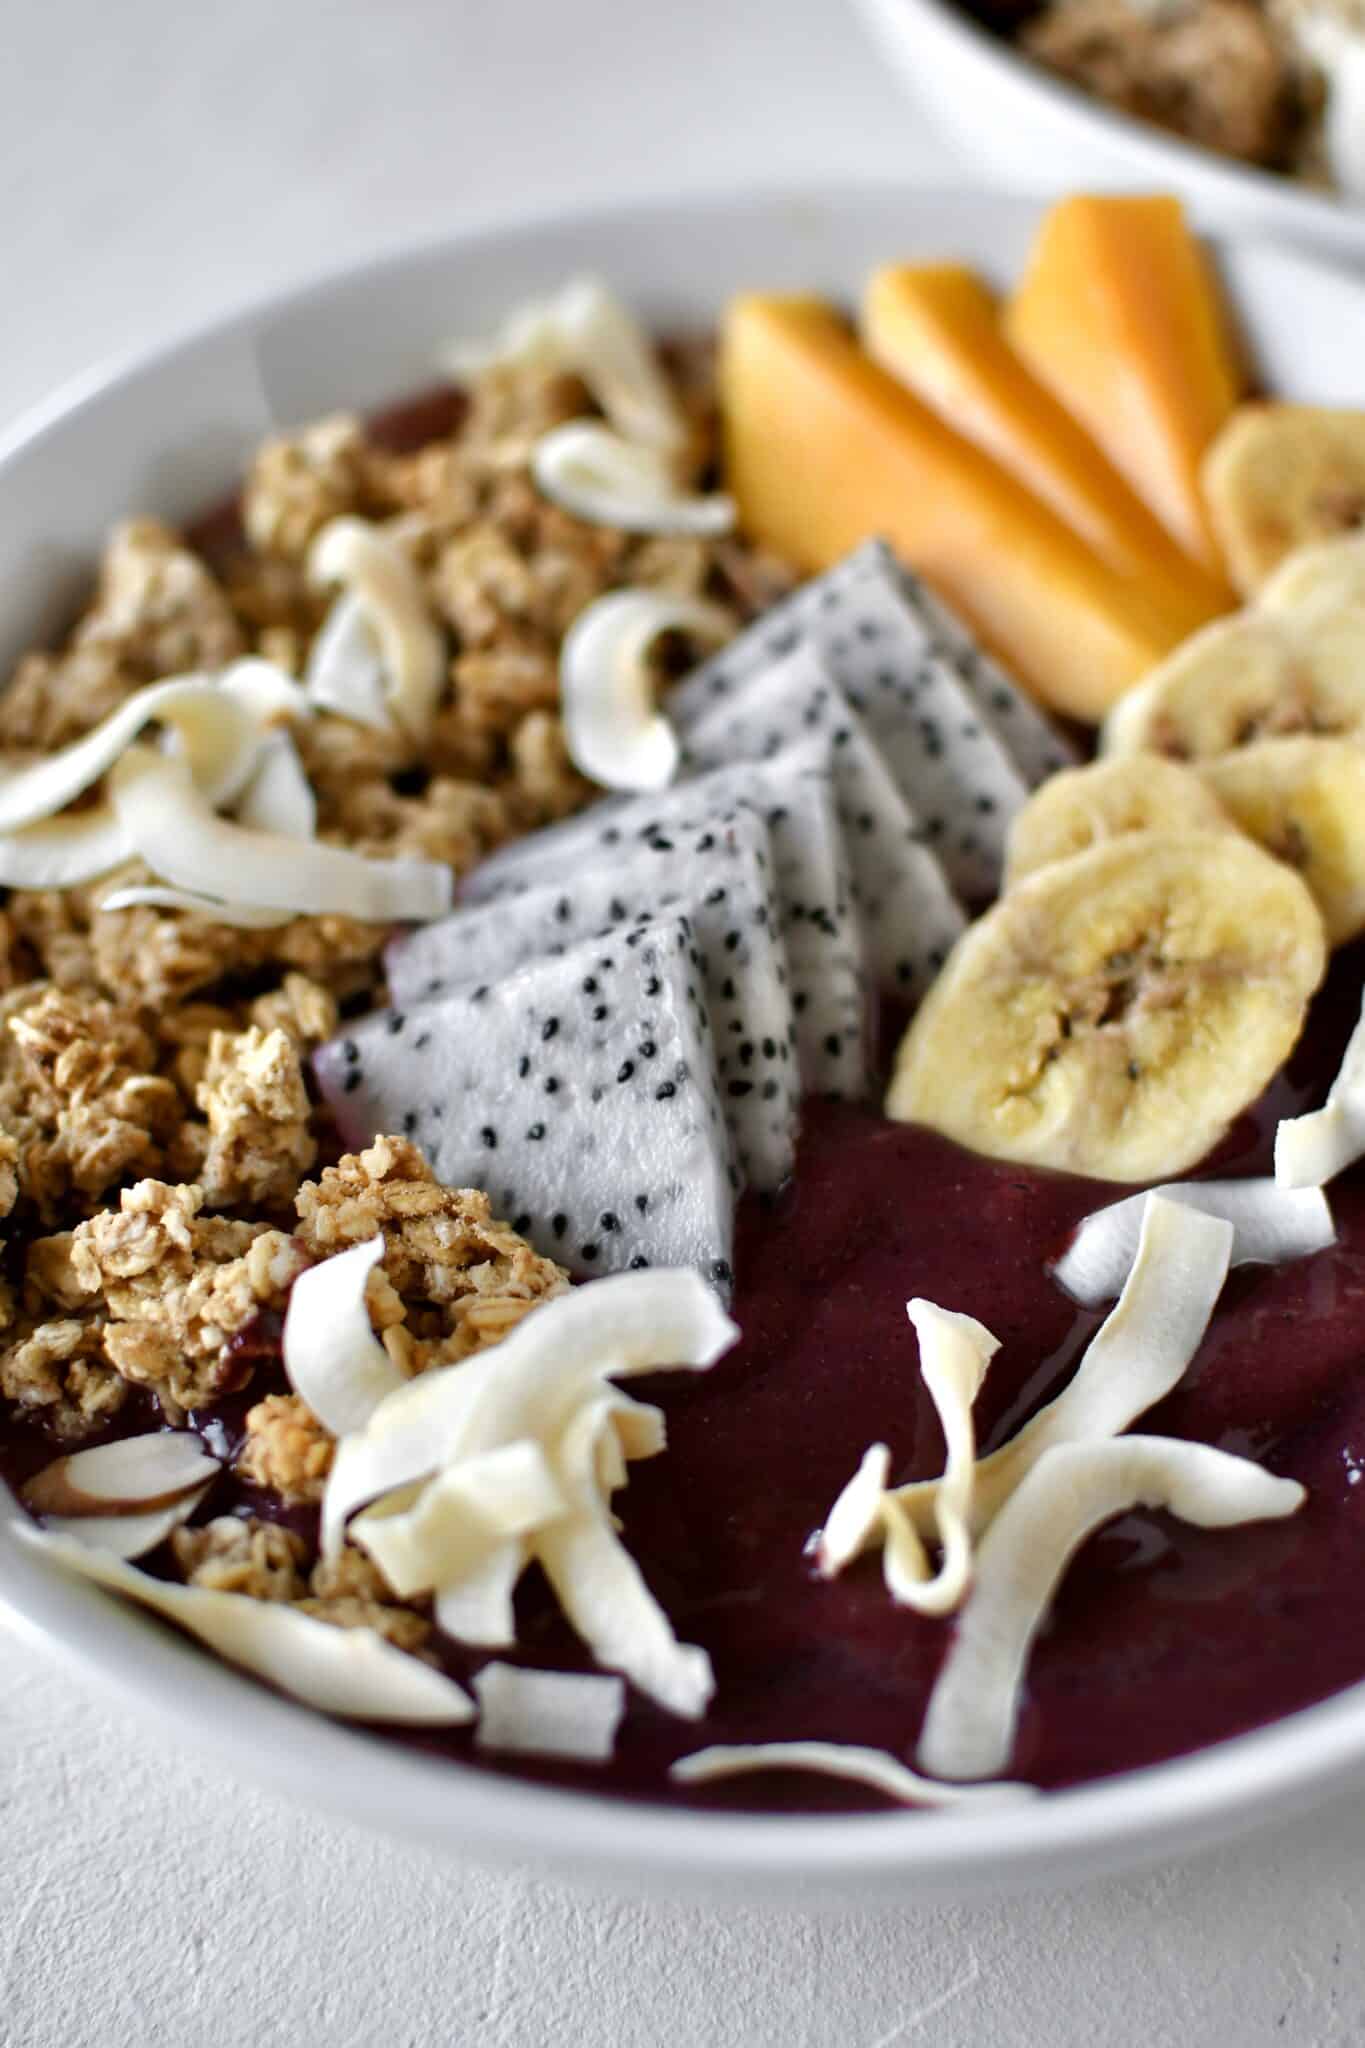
[[1016, 0, 1323, 178], [0, 338, 785, 1651]]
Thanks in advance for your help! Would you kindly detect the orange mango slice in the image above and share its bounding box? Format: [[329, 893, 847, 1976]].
[[1004, 195, 1245, 576], [861, 262, 1234, 614], [719, 292, 1220, 722]]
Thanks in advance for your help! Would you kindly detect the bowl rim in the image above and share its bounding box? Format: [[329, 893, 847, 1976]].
[[857, 0, 1361, 237], [4, 179, 1365, 1897]]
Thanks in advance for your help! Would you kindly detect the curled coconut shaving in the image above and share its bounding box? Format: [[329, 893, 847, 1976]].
[[12, 1524, 473, 1723], [894, 1195, 1233, 1544], [95, 886, 293, 929], [472, 1661, 626, 1761], [1277, 988, 1365, 1189], [0, 807, 137, 890], [283, 1235, 406, 1437], [560, 589, 733, 792], [303, 593, 390, 733], [307, 518, 446, 741], [0, 658, 314, 891], [670, 1741, 1035, 1808], [234, 730, 317, 840], [817, 1301, 998, 1617], [323, 1269, 737, 1717], [917, 1438, 1305, 1782], [532, 421, 734, 536], [1053, 1178, 1335, 1307], [443, 277, 685, 451], [108, 745, 452, 923]]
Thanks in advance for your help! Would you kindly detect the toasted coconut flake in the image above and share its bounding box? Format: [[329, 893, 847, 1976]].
[[283, 1236, 405, 1437], [23, 1432, 221, 1515], [42, 1486, 213, 1561], [108, 746, 452, 922], [0, 805, 133, 888], [560, 589, 732, 792], [304, 593, 391, 732], [1053, 1178, 1335, 1306], [218, 657, 311, 729], [472, 1661, 626, 1761], [534, 1393, 713, 1718], [95, 884, 294, 928], [434, 1542, 523, 1648], [308, 519, 445, 742], [897, 1196, 1233, 1542], [1277, 988, 1365, 1189], [322, 1270, 736, 1558], [13, 1524, 473, 1723], [0, 673, 263, 833], [671, 1741, 1036, 1807], [443, 278, 685, 451], [234, 731, 317, 839], [351, 1441, 566, 1598], [532, 422, 734, 536], [818, 1301, 998, 1616], [321, 1271, 735, 1715], [917, 1438, 1305, 1782]]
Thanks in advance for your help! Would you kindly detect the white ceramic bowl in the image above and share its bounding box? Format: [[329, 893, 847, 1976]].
[[5, 185, 1365, 1903], [852, 0, 1365, 265]]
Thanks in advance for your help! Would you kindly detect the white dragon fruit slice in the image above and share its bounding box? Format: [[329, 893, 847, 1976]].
[[670, 543, 1072, 899], [678, 642, 965, 999], [462, 751, 869, 1101], [881, 553, 1075, 791], [386, 810, 799, 1192], [314, 916, 736, 1289]]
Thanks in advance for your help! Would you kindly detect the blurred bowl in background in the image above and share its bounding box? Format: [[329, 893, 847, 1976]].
[[851, 0, 1365, 264]]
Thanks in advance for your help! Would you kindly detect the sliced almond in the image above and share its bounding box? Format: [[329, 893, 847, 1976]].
[[22, 1431, 220, 1517], [917, 1437, 1305, 1782], [42, 1485, 214, 1561]]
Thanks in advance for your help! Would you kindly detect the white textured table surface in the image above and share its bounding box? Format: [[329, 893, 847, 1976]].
[[4, 5, 1365, 2044]]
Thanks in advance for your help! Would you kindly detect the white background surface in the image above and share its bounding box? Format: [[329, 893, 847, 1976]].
[[3, 3, 1365, 2043]]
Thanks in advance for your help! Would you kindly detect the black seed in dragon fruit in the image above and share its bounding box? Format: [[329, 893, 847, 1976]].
[[462, 749, 869, 1100], [314, 917, 735, 1287], [678, 642, 965, 1001], [670, 540, 1076, 897], [386, 809, 799, 1193]]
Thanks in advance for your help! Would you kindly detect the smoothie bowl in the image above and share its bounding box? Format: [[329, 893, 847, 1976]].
[[5, 187, 1365, 1899]]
